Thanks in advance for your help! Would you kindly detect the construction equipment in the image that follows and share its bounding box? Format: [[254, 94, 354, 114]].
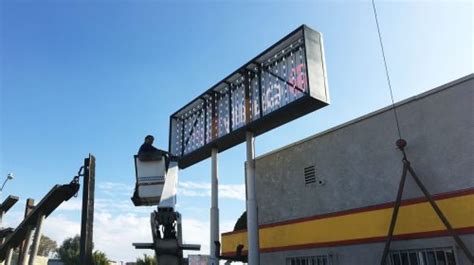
[[131, 155, 167, 207], [132, 155, 200, 265], [0, 180, 80, 262]]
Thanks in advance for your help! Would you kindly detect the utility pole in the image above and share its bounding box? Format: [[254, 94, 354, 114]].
[[80, 155, 95, 265]]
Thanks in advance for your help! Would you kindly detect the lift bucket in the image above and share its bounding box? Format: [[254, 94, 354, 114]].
[[132, 155, 166, 206]]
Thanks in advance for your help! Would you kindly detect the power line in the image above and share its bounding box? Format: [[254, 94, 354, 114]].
[[371, 0, 403, 140]]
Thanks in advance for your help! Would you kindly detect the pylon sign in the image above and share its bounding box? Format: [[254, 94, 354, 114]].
[[169, 25, 330, 169]]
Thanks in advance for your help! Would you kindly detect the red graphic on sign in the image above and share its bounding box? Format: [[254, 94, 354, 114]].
[[289, 63, 306, 94]]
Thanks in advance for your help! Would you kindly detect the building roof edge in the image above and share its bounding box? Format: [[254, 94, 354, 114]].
[[255, 73, 474, 161]]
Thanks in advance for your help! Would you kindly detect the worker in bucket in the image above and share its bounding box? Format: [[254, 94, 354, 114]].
[[138, 135, 167, 161]]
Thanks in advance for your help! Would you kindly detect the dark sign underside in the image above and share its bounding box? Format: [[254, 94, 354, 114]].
[[169, 25, 329, 169]]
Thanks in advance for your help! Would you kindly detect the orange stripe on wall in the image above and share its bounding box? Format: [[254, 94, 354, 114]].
[[221, 188, 474, 254], [223, 227, 474, 256]]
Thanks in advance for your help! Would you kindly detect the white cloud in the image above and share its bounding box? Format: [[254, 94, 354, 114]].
[[43, 215, 81, 245], [1, 181, 243, 263], [178, 181, 245, 201], [98, 182, 134, 192], [40, 207, 240, 263], [95, 198, 150, 214], [96, 180, 245, 201], [182, 218, 210, 256], [2, 210, 23, 228], [57, 200, 83, 211], [220, 185, 246, 201], [42, 211, 153, 262], [181, 218, 237, 259], [97, 182, 134, 197], [179, 182, 211, 190], [93, 211, 154, 261]]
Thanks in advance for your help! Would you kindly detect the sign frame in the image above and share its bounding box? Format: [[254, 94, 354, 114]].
[[169, 24, 329, 169]]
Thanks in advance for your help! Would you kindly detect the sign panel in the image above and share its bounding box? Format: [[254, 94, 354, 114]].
[[170, 25, 329, 169]]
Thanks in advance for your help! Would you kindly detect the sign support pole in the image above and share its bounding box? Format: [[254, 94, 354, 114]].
[[210, 147, 219, 265], [246, 131, 260, 265]]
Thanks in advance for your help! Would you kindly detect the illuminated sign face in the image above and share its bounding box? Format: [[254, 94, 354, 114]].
[[170, 25, 329, 169]]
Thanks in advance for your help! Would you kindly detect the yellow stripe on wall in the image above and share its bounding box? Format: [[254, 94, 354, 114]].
[[221, 193, 474, 254]]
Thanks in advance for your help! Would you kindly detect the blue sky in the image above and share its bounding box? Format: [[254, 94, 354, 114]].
[[1, 0, 472, 262]]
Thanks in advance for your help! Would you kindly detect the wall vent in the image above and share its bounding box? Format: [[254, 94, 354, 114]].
[[304, 165, 316, 185]]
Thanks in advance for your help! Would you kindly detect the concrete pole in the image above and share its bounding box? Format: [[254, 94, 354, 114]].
[[29, 214, 45, 265], [246, 131, 260, 265], [0, 210, 4, 245], [1, 210, 10, 265], [18, 199, 34, 265], [19, 228, 33, 265], [4, 248, 13, 265], [209, 148, 220, 265]]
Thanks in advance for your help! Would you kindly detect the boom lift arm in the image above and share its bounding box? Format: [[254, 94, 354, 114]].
[[132, 156, 200, 265]]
